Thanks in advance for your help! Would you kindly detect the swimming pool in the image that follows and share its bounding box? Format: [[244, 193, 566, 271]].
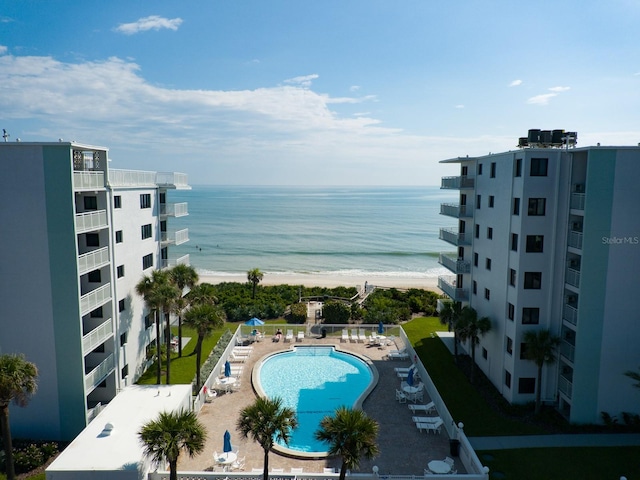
[[254, 346, 377, 457]]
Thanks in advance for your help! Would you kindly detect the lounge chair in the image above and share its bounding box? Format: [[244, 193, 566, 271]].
[[229, 353, 247, 363], [386, 350, 409, 360], [297, 330, 304, 342], [408, 401, 436, 414], [394, 363, 416, 374], [285, 329, 294, 342], [324, 467, 336, 474], [271, 468, 284, 474], [412, 415, 441, 424], [290, 467, 304, 474], [341, 329, 349, 342], [350, 329, 358, 342], [358, 329, 367, 343], [420, 418, 443, 434], [252, 468, 263, 473]]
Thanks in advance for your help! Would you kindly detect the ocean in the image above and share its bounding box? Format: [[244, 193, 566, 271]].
[[170, 185, 457, 281]]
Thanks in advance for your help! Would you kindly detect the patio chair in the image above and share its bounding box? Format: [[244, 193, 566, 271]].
[[203, 386, 217, 403], [231, 456, 246, 471], [395, 389, 407, 403], [358, 329, 367, 343], [444, 457, 455, 467], [424, 468, 433, 475], [297, 330, 305, 342], [285, 329, 294, 342], [341, 329, 349, 342], [350, 329, 358, 342]]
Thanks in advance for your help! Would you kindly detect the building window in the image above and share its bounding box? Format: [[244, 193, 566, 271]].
[[117, 265, 125, 278], [526, 235, 544, 253], [530, 157, 548, 176], [142, 253, 153, 270], [88, 269, 101, 283], [487, 227, 493, 239], [84, 196, 97, 210], [140, 193, 151, 209], [506, 337, 513, 355], [489, 195, 495, 208], [90, 307, 103, 318], [86, 233, 100, 247], [520, 342, 529, 360], [120, 332, 128, 347], [528, 198, 546, 216], [473, 253, 478, 267], [144, 314, 153, 329], [511, 233, 518, 251], [518, 377, 536, 394], [505, 370, 512, 388], [473, 281, 477, 295], [476, 195, 481, 209], [484, 288, 490, 300], [482, 347, 488, 360], [121, 364, 129, 379], [486, 258, 492, 270], [515, 158, 522, 177], [522, 307, 540, 324], [478, 163, 483, 175], [513, 197, 520, 215], [475, 224, 480, 239], [141, 224, 152, 240], [159, 192, 166, 204], [524, 272, 542, 289], [509, 268, 516, 287], [114, 195, 122, 208], [490, 162, 496, 178], [118, 299, 126, 312], [115, 230, 123, 243], [507, 303, 514, 320]]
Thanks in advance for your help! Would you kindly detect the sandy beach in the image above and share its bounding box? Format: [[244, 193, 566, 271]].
[[199, 272, 441, 291]]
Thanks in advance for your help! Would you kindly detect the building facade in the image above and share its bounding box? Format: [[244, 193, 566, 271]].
[[437, 135, 640, 424], [0, 141, 190, 440]]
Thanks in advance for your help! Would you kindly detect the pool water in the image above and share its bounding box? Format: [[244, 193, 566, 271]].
[[258, 346, 373, 454]]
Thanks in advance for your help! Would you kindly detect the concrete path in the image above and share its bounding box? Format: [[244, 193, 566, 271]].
[[469, 433, 640, 450]]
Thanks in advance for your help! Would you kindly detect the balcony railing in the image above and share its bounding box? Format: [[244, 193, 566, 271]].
[[438, 253, 471, 274], [441, 176, 475, 189], [565, 267, 581, 288], [84, 353, 115, 391], [438, 276, 469, 301], [160, 202, 188, 217], [558, 374, 573, 399], [568, 231, 583, 250], [108, 169, 157, 187], [73, 171, 105, 190], [80, 283, 111, 316], [78, 247, 110, 276], [570, 192, 585, 210], [560, 340, 575, 363], [440, 203, 472, 218], [563, 304, 578, 326], [82, 318, 114, 353], [439, 228, 470, 246], [156, 172, 190, 189], [75, 210, 108, 234], [161, 228, 189, 246], [160, 254, 190, 269]]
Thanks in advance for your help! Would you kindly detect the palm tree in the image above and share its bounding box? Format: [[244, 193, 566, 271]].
[[183, 303, 226, 388], [0, 354, 38, 480], [625, 367, 640, 389], [523, 329, 561, 414], [169, 265, 199, 357], [156, 281, 180, 384], [314, 406, 379, 480], [138, 409, 206, 480], [247, 268, 264, 299], [457, 306, 491, 384], [186, 283, 218, 307], [439, 300, 463, 360], [136, 270, 171, 384], [237, 397, 298, 480]]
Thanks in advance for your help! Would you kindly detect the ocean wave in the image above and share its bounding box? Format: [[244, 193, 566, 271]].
[[197, 267, 449, 279]]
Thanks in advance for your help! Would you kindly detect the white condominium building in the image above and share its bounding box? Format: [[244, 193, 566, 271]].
[[437, 131, 640, 424], [0, 141, 190, 440]]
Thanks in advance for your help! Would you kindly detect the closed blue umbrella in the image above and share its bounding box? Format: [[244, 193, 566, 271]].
[[378, 321, 384, 334], [407, 367, 414, 386], [245, 317, 264, 326], [224, 361, 231, 377], [223, 430, 232, 453]]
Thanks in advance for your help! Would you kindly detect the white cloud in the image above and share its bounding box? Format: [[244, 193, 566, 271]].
[[350, 85, 361, 92], [283, 74, 319, 88], [455, 104, 464, 109], [549, 86, 570, 92], [0, 45, 7, 55], [509, 79, 522, 87], [115, 15, 183, 35], [527, 93, 557, 105]]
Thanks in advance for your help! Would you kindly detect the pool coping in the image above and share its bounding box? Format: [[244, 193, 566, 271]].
[[251, 344, 380, 460]]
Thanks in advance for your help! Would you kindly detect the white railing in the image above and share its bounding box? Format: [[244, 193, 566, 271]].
[[558, 375, 573, 399], [73, 171, 105, 190], [80, 283, 111, 316], [108, 169, 157, 187], [161, 229, 189, 245], [440, 203, 471, 218], [157, 172, 189, 188], [560, 340, 575, 363], [563, 304, 578, 326], [82, 318, 114, 353], [75, 210, 108, 233], [160, 202, 189, 217], [439, 254, 470, 274], [439, 228, 470, 246], [84, 353, 115, 390], [78, 247, 110, 276], [438, 276, 469, 301], [570, 192, 585, 210], [441, 176, 475, 189], [565, 267, 580, 288], [160, 254, 190, 269], [568, 231, 583, 250]]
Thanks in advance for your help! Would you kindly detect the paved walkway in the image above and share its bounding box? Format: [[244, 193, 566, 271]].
[[469, 433, 640, 450]]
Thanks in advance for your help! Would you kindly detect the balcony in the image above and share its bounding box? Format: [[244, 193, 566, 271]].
[[161, 228, 189, 246], [160, 202, 188, 217], [73, 171, 105, 191], [438, 276, 469, 301], [82, 318, 114, 353], [560, 340, 575, 363], [80, 283, 111, 316], [75, 210, 108, 234], [156, 172, 190, 189], [439, 228, 471, 246], [78, 247, 110, 276], [438, 253, 471, 274], [160, 254, 190, 270], [440, 203, 472, 218], [558, 374, 573, 399], [441, 176, 475, 189], [565, 267, 581, 288], [84, 353, 115, 391], [108, 169, 157, 187], [570, 192, 585, 211], [563, 304, 578, 326], [568, 230, 583, 250]]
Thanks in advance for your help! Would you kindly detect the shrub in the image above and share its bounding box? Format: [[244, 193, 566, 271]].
[[322, 300, 351, 324], [288, 303, 307, 323]]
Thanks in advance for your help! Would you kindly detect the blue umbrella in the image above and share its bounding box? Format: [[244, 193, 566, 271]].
[[378, 321, 384, 335], [407, 367, 414, 386], [224, 361, 231, 377], [245, 317, 264, 326], [223, 430, 232, 453]]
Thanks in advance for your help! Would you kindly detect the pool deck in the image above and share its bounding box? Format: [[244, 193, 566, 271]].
[[178, 331, 458, 475]]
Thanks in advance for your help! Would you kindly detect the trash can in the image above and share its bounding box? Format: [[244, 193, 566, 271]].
[[449, 439, 460, 456], [321, 328, 327, 338]]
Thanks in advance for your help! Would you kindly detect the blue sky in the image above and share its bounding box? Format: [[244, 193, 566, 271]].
[[1, 1, 639, 185]]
